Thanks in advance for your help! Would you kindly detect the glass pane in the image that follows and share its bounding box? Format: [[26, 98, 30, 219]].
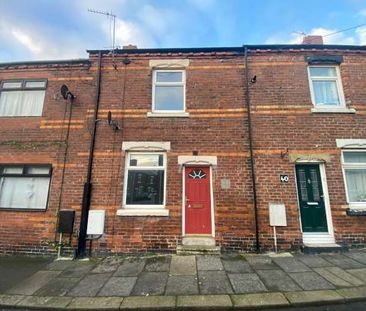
[[2, 81, 22, 89], [312, 81, 340, 106], [155, 86, 184, 111], [0, 176, 50, 209], [345, 169, 366, 202], [2, 167, 23, 174], [130, 154, 163, 167], [25, 81, 46, 88], [126, 170, 164, 205], [27, 166, 50, 175], [344, 152, 366, 164], [156, 72, 183, 83], [309, 67, 337, 77], [0, 90, 45, 116]]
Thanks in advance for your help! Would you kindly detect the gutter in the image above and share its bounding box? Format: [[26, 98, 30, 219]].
[[76, 51, 102, 258], [244, 46, 260, 253]]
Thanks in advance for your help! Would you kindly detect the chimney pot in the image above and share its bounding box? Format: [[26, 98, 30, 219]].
[[302, 35, 323, 45], [123, 44, 138, 50]]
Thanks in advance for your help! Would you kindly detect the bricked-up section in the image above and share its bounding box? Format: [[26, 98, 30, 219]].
[[0, 60, 95, 254]]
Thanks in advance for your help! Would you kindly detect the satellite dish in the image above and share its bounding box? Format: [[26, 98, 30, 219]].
[[60, 84, 75, 100], [107, 111, 112, 125]]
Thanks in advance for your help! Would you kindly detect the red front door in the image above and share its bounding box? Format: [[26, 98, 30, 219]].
[[185, 166, 212, 235]]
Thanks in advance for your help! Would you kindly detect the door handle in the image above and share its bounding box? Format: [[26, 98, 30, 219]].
[[307, 202, 319, 205]]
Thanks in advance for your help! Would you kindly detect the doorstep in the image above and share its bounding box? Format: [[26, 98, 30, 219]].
[[302, 243, 348, 254], [177, 236, 220, 255]]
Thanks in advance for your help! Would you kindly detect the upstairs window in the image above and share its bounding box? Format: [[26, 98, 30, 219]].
[[0, 164, 52, 210], [308, 66, 345, 108], [0, 79, 47, 117], [342, 151, 366, 208], [152, 70, 185, 112]]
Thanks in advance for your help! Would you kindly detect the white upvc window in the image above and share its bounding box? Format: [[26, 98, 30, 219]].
[[308, 66, 345, 108], [123, 152, 167, 210], [152, 70, 185, 113], [0, 164, 52, 210], [342, 150, 366, 209], [0, 79, 47, 117]]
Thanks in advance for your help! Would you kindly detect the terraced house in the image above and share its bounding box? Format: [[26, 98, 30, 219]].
[[0, 36, 365, 256]]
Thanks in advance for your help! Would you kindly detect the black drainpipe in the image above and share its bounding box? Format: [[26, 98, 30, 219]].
[[76, 51, 103, 258], [244, 46, 260, 252]]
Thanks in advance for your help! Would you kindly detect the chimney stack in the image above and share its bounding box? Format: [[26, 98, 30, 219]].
[[123, 44, 138, 50], [302, 35, 323, 45]]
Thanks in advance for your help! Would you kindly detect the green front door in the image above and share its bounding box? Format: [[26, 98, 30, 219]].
[[295, 164, 328, 232]]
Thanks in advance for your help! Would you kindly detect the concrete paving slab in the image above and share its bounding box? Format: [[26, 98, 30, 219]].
[[0, 256, 52, 293], [196, 255, 223, 271], [295, 254, 333, 268], [60, 262, 95, 278], [67, 297, 123, 310], [131, 272, 168, 296], [6, 270, 61, 295], [177, 294, 232, 308], [165, 275, 199, 295], [289, 272, 335, 290], [35, 277, 81, 296], [256, 269, 301, 291], [344, 252, 366, 265], [144, 256, 171, 272], [347, 268, 366, 282], [0, 294, 25, 307], [228, 273, 267, 293], [285, 290, 344, 305], [244, 255, 277, 270], [198, 270, 233, 294], [337, 286, 366, 301], [47, 260, 75, 271], [170, 255, 196, 275], [231, 292, 289, 308], [67, 273, 111, 297], [272, 257, 312, 273], [222, 258, 253, 273], [324, 267, 363, 286], [98, 277, 137, 297], [321, 254, 365, 269], [314, 268, 352, 287], [91, 257, 123, 274], [121, 296, 175, 309], [18, 296, 72, 309], [114, 258, 146, 277]]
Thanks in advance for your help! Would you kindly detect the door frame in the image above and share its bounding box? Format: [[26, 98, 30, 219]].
[[182, 165, 215, 237], [294, 161, 335, 244]]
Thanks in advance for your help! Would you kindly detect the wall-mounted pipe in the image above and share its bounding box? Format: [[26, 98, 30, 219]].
[[244, 46, 260, 252], [76, 51, 102, 258]]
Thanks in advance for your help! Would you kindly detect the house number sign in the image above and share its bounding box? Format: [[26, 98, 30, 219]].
[[280, 175, 289, 183]]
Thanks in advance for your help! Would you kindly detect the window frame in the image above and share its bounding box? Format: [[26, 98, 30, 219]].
[[0, 163, 52, 211], [307, 65, 345, 108], [0, 79, 48, 117], [123, 152, 167, 210], [152, 69, 186, 113], [341, 150, 366, 209]]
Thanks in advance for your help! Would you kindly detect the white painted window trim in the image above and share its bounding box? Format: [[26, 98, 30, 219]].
[[151, 69, 186, 114], [149, 59, 190, 68], [307, 65, 347, 110], [336, 139, 366, 149], [178, 155, 217, 166], [118, 152, 169, 217], [341, 150, 366, 210], [122, 141, 171, 152]]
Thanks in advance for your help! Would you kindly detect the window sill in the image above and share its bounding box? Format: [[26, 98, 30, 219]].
[[346, 207, 366, 216], [311, 107, 356, 114], [116, 208, 169, 217], [147, 112, 190, 118]]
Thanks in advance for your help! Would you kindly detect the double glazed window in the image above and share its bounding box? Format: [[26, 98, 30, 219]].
[[0, 79, 47, 116], [342, 151, 366, 208], [124, 153, 166, 208], [308, 66, 344, 108], [152, 70, 185, 112], [0, 165, 52, 210]]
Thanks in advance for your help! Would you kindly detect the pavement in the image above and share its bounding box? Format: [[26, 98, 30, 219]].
[[1, 250, 366, 310]]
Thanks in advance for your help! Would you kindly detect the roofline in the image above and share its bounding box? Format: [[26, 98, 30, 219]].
[[87, 44, 366, 55], [0, 59, 90, 67]]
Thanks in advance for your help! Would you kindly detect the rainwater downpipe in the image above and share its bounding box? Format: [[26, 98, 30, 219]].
[[244, 46, 260, 252], [76, 51, 102, 258]]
